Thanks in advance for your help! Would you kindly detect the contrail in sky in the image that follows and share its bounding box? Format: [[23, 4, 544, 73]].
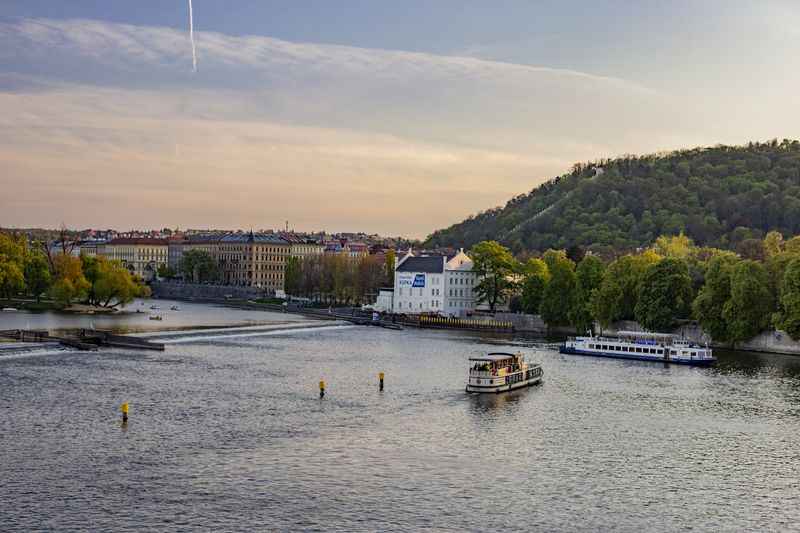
[[188, 0, 197, 72]]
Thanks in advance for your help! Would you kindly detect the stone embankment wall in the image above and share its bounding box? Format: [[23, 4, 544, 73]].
[[150, 281, 263, 301], [494, 313, 548, 334], [505, 315, 800, 356], [493, 313, 574, 336], [600, 320, 800, 356]]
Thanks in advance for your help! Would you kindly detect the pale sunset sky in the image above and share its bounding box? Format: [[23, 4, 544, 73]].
[[1, 1, 799, 238]]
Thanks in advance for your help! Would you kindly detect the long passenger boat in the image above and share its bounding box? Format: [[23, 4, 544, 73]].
[[560, 331, 715, 366], [466, 352, 543, 393]]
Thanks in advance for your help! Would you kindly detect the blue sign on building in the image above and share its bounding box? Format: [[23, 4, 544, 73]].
[[412, 274, 426, 288]]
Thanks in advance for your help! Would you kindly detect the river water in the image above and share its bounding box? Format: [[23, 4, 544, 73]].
[[0, 298, 306, 332], [2, 310, 800, 531]]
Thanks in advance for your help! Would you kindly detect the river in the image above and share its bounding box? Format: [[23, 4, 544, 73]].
[[2, 305, 800, 531]]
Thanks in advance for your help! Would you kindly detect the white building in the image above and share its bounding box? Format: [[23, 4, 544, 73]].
[[392, 250, 477, 316], [372, 288, 394, 312], [101, 238, 169, 281], [444, 250, 477, 316]]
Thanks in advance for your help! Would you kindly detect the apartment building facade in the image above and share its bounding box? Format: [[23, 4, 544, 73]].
[[217, 232, 290, 294]]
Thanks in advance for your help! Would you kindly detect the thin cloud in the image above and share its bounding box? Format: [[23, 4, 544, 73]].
[[0, 18, 655, 95]]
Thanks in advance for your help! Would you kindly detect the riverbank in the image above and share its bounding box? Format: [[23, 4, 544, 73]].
[[0, 298, 130, 315]]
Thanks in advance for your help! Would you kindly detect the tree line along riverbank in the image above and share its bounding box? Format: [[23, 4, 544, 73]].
[[0, 233, 150, 312], [469, 232, 800, 350]]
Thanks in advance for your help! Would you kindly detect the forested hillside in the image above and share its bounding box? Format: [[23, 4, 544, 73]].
[[425, 140, 800, 255]]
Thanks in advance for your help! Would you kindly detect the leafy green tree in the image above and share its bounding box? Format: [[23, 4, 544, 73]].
[[634, 258, 693, 332], [49, 278, 77, 306], [519, 258, 549, 314], [763, 231, 784, 258], [0, 260, 25, 299], [0, 233, 27, 265], [93, 258, 145, 308], [0, 233, 27, 298], [542, 249, 568, 274], [540, 252, 576, 327], [736, 238, 765, 261], [470, 241, 519, 312], [157, 264, 176, 279], [49, 254, 90, 305], [569, 255, 605, 333], [284, 256, 302, 296], [24, 252, 51, 302], [785, 236, 800, 255], [356, 255, 385, 304], [180, 250, 220, 283], [692, 254, 739, 342], [778, 258, 800, 339], [81, 255, 101, 304], [566, 245, 585, 263], [590, 251, 660, 328], [653, 232, 692, 259], [766, 251, 800, 307], [722, 260, 773, 345], [590, 277, 623, 331], [385, 249, 396, 286]]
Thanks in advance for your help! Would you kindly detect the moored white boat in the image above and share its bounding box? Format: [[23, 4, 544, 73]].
[[560, 331, 715, 365], [466, 352, 543, 394]]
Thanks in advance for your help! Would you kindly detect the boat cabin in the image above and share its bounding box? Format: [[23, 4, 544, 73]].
[[466, 351, 543, 393], [469, 352, 523, 377]]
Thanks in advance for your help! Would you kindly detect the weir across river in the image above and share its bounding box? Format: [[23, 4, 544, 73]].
[[0, 329, 165, 351]]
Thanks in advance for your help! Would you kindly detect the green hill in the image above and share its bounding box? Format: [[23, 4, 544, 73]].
[[425, 139, 800, 255]]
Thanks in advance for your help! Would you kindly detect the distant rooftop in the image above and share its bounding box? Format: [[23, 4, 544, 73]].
[[219, 232, 288, 244], [107, 237, 168, 245], [396, 255, 444, 273]]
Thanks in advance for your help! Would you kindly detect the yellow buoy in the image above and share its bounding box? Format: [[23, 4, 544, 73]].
[[120, 402, 129, 422]]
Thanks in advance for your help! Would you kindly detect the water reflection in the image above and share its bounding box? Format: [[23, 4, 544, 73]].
[[469, 386, 535, 413], [714, 348, 800, 378]]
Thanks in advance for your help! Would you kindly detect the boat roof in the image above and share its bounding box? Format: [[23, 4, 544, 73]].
[[617, 331, 676, 339], [469, 352, 519, 362]]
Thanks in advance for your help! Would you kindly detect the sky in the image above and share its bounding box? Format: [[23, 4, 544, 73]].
[[1, 1, 799, 238]]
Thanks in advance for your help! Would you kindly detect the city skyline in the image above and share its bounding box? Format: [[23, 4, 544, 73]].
[[2, 1, 799, 238]]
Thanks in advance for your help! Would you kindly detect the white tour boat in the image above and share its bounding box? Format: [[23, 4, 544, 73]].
[[466, 352, 543, 394], [561, 331, 715, 366]]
